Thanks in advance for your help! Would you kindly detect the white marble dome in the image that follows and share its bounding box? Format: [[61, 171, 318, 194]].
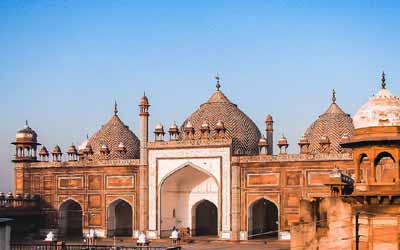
[[353, 88, 400, 129]]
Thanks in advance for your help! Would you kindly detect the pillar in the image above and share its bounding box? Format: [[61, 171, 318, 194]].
[[231, 164, 241, 241]]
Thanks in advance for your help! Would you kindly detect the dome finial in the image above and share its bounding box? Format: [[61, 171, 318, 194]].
[[215, 73, 221, 91], [114, 101, 118, 115], [381, 71, 386, 89], [25, 120, 29, 128], [332, 89, 336, 103]]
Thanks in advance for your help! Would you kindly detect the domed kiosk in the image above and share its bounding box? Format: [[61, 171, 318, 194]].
[[342, 72, 400, 189]]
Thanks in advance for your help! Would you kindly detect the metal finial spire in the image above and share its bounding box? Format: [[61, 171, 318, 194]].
[[114, 101, 118, 115], [332, 89, 336, 103], [381, 71, 386, 89], [86, 134, 89, 140], [215, 73, 221, 91]]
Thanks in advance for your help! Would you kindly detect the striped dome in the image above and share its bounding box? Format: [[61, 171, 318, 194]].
[[182, 88, 261, 155]]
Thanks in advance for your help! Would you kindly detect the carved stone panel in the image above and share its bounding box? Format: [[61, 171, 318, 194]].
[[106, 175, 135, 189], [58, 176, 84, 189], [307, 171, 330, 186], [286, 171, 301, 186], [88, 194, 102, 208], [247, 173, 280, 186], [88, 212, 102, 226], [88, 175, 102, 190]]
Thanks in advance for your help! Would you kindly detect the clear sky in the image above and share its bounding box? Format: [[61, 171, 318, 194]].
[[1, 1, 399, 191]]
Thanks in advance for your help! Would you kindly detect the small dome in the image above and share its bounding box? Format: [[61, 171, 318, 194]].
[[215, 120, 226, 130], [258, 136, 268, 146], [117, 142, 127, 152], [319, 135, 330, 144], [84, 144, 93, 154], [353, 85, 400, 129], [265, 114, 273, 122], [298, 135, 309, 145], [169, 121, 179, 134], [6, 192, 13, 199], [67, 144, 77, 154], [52, 145, 62, 154], [0, 192, 4, 199], [39, 146, 49, 156], [154, 123, 165, 133], [278, 135, 288, 146], [15, 121, 38, 143], [182, 84, 261, 155], [88, 111, 140, 160], [304, 91, 353, 154], [100, 144, 109, 153]]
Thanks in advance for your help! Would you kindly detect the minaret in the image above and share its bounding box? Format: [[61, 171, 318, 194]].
[[265, 114, 274, 155], [139, 93, 150, 165], [138, 93, 150, 233]]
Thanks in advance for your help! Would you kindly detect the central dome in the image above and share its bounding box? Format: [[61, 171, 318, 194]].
[[182, 85, 261, 155]]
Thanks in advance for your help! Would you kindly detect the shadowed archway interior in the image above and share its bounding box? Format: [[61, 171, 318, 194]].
[[194, 200, 218, 236], [59, 200, 83, 238], [107, 199, 133, 237], [248, 198, 278, 239]]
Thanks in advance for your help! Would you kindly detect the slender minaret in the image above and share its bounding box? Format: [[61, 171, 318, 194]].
[[265, 114, 274, 155], [139, 93, 150, 164], [138, 93, 150, 233]]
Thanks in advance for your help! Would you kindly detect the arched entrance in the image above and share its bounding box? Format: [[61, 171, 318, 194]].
[[248, 198, 278, 239], [194, 200, 218, 236], [59, 200, 83, 238], [159, 164, 219, 238], [107, 199, 133, 237]]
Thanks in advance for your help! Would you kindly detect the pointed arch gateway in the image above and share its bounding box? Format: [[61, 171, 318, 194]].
[[159, 163, 219, 238], [248, 198, 279, 239], [107, 199, 133, 237], [58, 199, 83, 238]]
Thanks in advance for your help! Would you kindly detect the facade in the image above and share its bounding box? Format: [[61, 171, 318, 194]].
[[11, 74, 395, 243]]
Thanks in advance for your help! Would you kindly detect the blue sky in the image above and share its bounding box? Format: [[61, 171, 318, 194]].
[[1, 1, 399, 191]]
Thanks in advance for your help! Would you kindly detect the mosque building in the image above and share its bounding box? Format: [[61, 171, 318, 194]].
[[10, 73, 400, 246]]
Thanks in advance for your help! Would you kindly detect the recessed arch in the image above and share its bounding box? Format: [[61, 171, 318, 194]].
[[58, 199, 83, 238], [247, 198, 279, 239], [107, 198, 133, 237], [158, 163, 219, 238]]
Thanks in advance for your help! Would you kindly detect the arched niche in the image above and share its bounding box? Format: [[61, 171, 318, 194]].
[[107, 199, 133, 237], [374, 151, 396, 183], [247, 198, 279, 239], [58, 199, 83, 238]]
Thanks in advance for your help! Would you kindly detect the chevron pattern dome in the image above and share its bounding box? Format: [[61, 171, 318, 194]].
[[182, 88, 261, 156]]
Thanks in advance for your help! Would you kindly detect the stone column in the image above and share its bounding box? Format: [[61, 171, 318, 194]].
[[231, 164, 241, 241]]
